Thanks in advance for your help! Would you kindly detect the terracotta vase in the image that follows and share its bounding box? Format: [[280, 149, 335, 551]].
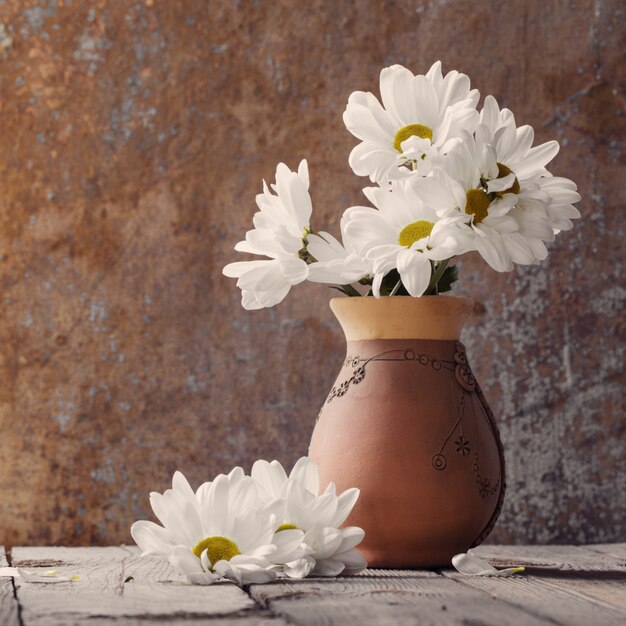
[[308, 295, 505, 568]]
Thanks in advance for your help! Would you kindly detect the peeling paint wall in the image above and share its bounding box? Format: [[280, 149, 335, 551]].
[[0, 0, 623, 546]]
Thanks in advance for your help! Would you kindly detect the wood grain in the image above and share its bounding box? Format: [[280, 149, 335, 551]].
[[474, 543, 626, 571], [7, 545, 626, 625], [250, 567, 440, 603], [24, 617, 289, 626], [11, 546, 257, 624], [464, 544, 626, 616], [585, 543, 626, 561], [0, 547, 20, 626], [250, 569, 552, 626]]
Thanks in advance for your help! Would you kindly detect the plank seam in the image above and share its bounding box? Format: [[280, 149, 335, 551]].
[[245, 583, 300, 626], [6, 550, 24, 626], [47, 608, 278, 621]]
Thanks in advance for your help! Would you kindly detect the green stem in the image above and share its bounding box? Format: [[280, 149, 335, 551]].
[[389, 279, 403, 296], [341, 284, 361, 297], [426, 259, 450, 296]]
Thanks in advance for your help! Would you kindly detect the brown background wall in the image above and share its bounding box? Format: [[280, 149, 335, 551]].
[[0, 0, 624, 547]]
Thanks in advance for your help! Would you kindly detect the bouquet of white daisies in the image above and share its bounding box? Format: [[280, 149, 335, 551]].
[[223, 62, 580, 309], [131, 457, 366, 585]]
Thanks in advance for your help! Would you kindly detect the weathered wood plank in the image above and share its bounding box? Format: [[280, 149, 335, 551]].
[[12, 546, 260, 624], [250, 569, 552, 626], [473, 544, 626, 571], [8, 545, 626, 625], [461, 544, 626, 616], [41, 617, 288, 626], [444, 570, 626, 624], [0, 547, 20, 626], [250, 567, 440, 603], [585, 543, 626, 561]]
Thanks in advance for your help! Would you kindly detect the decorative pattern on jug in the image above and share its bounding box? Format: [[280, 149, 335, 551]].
[[326, 345, 453, 404], [320, 339, 506, 547]]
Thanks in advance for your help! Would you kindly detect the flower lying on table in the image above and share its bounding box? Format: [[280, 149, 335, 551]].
[[130, 457, 366, 586], [252, 457, 366, 578]]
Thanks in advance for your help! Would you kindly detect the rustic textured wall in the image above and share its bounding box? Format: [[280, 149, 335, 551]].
[[0, 0, 623, 547]]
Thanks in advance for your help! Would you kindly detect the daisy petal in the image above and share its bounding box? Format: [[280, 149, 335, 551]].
[[289, 457, 320, 496], [251, 460, 289, 500], [452, 552, 525, 577], [284, 556, 316, 579], [335, 548, 368, 574], [332, 488, 360, 527], [130, 520, 174, 557], [397, 250, 431, 296], [311, 558, 345, 577], [337, 527, 365, 553]]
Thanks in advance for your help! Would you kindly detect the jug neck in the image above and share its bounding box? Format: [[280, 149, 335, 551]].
[[330, 295, 474, 341]]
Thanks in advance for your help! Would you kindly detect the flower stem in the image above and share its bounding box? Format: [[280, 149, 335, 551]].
[[389, 279, 403, 296], [426, 259, 450, 295], [341, 284, 361, 297]]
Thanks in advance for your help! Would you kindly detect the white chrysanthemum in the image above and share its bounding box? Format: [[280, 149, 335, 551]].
[[252, 457, 367, 578], [223, 160, 312, 310], [343, 61, 479, 182], [477, 95, 581, 234], [536, 175, 581, 233], [341, 179, 471, 296], [437, 132, 557, 272], [306, 214, 374, 287], [131, 469, 301, 586], [479, 95, 560, 183]]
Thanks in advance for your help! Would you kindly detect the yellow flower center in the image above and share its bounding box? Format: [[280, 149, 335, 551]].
[[495, 162, 521, 195], [192, 536, 240, 564], [393, 124, 433, 153], [464, 189, 490, 224], [276, 523, 298, 532], [398, 220, 434, 247]]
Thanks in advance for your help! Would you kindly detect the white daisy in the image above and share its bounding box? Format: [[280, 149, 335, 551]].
[[476, 95, 581, 235], [478, 95, 560, 183], [251, 457, 367, 578], [438, 131, 557, 271], [306, 214, 374, 288], [343, 61, 479, 182], [341, 179, 471, 296], [131, 470, 285, 586], [223, 160, 312, 310]]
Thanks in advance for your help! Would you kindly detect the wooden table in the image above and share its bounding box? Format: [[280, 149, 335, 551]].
[[1, 544, 625, 625]]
